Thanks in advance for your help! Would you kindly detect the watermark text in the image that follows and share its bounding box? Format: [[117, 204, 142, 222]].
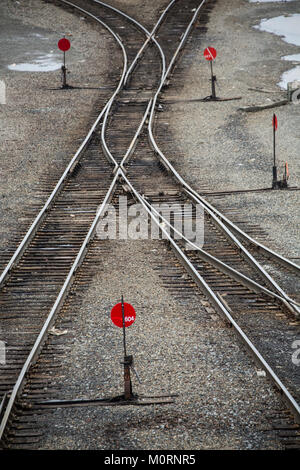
[[96, 196, 204, 249]]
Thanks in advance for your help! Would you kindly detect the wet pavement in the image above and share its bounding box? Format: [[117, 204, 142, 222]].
[[253, 11, 300, 88], [0, 6, 62, 72]]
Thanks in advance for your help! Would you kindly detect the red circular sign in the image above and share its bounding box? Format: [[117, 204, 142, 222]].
[[204, 47, 217, 61], [111, 302, 136, 328], [58, 38, 71, 52]]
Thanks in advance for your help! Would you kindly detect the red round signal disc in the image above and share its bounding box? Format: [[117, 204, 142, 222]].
[[58, 38, 71, 52], [204, 47, 217, 61], [111, 302, 136, 328]]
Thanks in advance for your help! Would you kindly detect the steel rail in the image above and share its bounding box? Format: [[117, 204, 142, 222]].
[[0, 0, 161, 440], [0, 0, 152, 439], [143, 0, 299, 316], [0, 101, 155, 441], [190, 189, 300, 274], [122, 1, 176, 86], [0, 2, 205, 440], [58, 2, 170, 167], [0, 0, 171, 287], [185, 189, 300, 316], [100, 94, 123, 168], [0, 1, 180, 438], [98, 0, 297, 314], [0, 0, 128, 290], [148, 0, 207, 150], [119, 99, 153, 173], [0, 1, 176, 435], [0, 106, 153, 441], [145, 0, 300, 278], [109, 0, 300, 424], [141, 196, 300, 308], [150, 128, 300, 279], [0, 170, 121, 442], [2, 0, 298, 444], [98, 0, 171, 167], [120, 172, 300, 425], [93, 0, 175, 87], [145, 123, 300, 316], [98, 0, 299, 316]]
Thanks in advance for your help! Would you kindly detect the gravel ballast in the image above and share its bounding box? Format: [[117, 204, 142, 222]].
[[1, 0, 299, 451], [161, 0, 300, 259], [0, 0, 120, 256], [33, 238, 284, 450]]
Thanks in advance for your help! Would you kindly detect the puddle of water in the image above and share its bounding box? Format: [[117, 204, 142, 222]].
[[283, 53, 300, 62], [255, 14, 300, 46], [8, 54, 61, 72], [0, 7, 63, 72], [278, 65, 300, 89], [279, 53, 300, 88], [254, 14, 300, 89], [254, 13, 300, 46]]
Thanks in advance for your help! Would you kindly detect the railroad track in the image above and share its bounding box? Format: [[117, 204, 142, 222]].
[[0, 0, 299, 450]]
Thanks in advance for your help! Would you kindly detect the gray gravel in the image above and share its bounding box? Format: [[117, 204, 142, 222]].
[[162, 0, 300, 259], [104, 0, 172, 30], [1, 0, 298, 451], [0, 0, 118, 253], [35, 239, 283, 450]]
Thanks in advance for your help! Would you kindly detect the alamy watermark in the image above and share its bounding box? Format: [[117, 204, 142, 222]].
[[96, 196, 204, 249], [0, 340, 6, 365], [0, 80, 6, 105]]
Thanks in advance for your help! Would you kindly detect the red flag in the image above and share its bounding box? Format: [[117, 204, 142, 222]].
[[272, 114, 278, 131]]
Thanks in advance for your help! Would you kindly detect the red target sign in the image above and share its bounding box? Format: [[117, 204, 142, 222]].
[[111, 302, 136, 328], [204, 47, 217, 61], [58, 38, 71, 52]]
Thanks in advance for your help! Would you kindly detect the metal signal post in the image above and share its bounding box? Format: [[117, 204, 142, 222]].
[[58, 37, 71, 89], [121, 295, 133, 400], [271, 114, 289, 189], [210, 60, 217, 100], [33, 300, 176, 409], [272, 113, 278, 189]]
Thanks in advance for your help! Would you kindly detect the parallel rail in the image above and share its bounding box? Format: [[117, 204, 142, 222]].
[[0, 0, 189, 443], [1, 0, 299, 448], [121, 173, 300, 424], [0, 0, 127, 290]]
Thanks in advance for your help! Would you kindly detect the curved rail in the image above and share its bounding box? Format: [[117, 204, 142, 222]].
[[120, 172, 300, 425], [0, 0, 173, 288], [0, 170, 121, 441], [191, 191, 300, 274], [0, 0, 182, 443], [144, 1, 300, 317], [148, 0, 207, 147], [2, 0, 299, 445], [141, 195, 300, 308], [0, 0, 128, 290], [93, 0, 174, 85], [98, 0, 171, 167]]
